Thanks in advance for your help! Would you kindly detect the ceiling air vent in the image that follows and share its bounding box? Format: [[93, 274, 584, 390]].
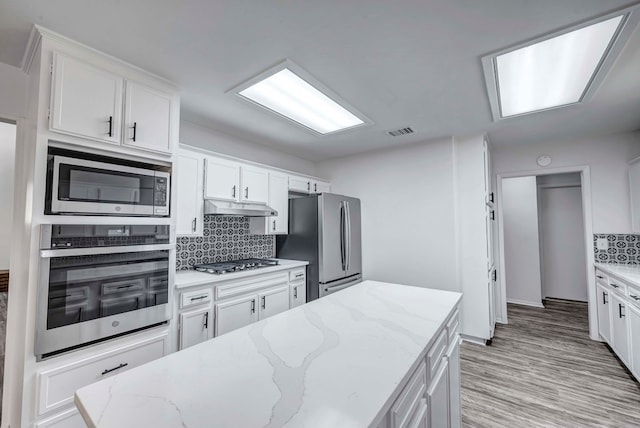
[[386, 127, 414, 137]]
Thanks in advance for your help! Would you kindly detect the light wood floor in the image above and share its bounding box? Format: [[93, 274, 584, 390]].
[[460, 299, 640, 428]]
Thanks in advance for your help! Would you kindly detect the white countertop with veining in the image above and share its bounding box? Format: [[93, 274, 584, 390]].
[[595, 263, 640, 288], [175, 258, 309, 289], [75, 281, 461, 428]]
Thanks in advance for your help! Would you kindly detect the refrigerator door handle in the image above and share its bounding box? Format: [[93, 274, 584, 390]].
[[340, 201, 347, 272], [345, 201, 351, 272]]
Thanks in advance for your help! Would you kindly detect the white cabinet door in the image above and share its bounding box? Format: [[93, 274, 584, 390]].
[[179, 307, 212, 350], [596, 283, 612, 344], [176, 151, 204, 236], [205, 157, 240, 201], [289, 175, 312, 194], [215, 295, 257, 336], [50, 53, 123, 145], [123, 81, 172, 154], [611, 292, 630, 367], [240, 165, 269, 204], [290, 281, 306, 308], [314, 180, 331, 194], [34, 408, 85, 428], [259, 285, 290, 320], [629, 304, 640, 380], [427, 360, 450, 428], [446, 340, 462, 428], [269, 172, 289, 234]]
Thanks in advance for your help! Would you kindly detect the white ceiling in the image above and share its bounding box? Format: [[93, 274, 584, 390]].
[[1, 0, 639, 161]]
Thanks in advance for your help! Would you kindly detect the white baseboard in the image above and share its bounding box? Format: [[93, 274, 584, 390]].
[[507, 298, 545, 308], [460, 334, 488, 346]]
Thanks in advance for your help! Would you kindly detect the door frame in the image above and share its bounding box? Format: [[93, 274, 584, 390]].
[[496, 165, 598, 340]]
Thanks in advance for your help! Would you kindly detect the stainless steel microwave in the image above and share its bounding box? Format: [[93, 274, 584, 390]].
[[45, 148, 170, 216]]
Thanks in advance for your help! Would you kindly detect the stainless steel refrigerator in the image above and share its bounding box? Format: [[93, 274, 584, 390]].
[[276, 193, 362, 302]]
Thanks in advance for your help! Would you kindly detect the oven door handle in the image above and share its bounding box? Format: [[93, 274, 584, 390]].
[[40, 243, 175, 258]]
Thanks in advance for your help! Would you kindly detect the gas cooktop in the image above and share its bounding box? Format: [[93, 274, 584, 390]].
[[193, 258, 279, 275]]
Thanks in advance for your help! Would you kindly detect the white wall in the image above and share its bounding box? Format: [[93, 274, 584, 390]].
[[502, 176, 543, 306], [0, 62, 26, 120], [538, 185, 587, 301], [316, 138, 458, 292], [180, 120, 317, 176], [493, 131, 640, 233], [0, 122, 16, 269]]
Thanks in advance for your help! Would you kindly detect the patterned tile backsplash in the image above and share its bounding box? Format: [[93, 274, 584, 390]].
[[594, 234, 640, 265], [176, 216, 274, 271]]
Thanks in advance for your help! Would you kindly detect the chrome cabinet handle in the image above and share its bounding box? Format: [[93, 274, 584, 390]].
[[610, 283, 619, 288], [630, 294, 640, 301], [131, 122, 137, 141], [261, 296, 266, 309], [245, 187, 249, 199], [295, 273, 304, 278], [272, 220, 276, 231], [107, 116, 113, 137], [101, 362, 128, 376], [251, 299, 256, 313], [619, 303, 625, 318], [293, 286, 298, 299], [190, 295, 207, 302], [232, 185, 236, 198]]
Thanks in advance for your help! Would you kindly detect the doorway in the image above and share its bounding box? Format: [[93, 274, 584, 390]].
[[0, 120, 16, 417], [496, 166, 598, 340]]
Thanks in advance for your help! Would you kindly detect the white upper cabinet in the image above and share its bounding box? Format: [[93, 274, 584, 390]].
[[49, 52, 177, 156], [289, 175, 331, 194], [240, 165, 269, 204], [50, 53, 123, 145], [123, 81, 173, 154], [204, 156, 241, 201], [176, 150, 204, 236], [250, 171, 289, 235]]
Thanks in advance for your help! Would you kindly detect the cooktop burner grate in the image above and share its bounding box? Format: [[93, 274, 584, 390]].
[[193, 258, 279, 274]]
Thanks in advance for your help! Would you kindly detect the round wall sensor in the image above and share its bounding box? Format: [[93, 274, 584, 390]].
[[537, 155, 552, 167]]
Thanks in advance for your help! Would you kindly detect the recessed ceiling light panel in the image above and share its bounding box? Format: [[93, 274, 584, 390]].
[[232, 60, 371, 135], [482, 6, 640, 120]]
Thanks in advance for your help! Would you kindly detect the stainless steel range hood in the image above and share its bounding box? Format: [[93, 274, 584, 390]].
[[204, 199, 277, 217]]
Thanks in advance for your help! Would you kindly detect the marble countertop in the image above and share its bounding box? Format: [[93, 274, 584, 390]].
[[75, 281, 461, 428], [175, 258, 309, 289], [595, 263, 640, 288]]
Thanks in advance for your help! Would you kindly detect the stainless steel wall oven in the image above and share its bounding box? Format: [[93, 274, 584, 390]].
[[36, 224, 173, 359]]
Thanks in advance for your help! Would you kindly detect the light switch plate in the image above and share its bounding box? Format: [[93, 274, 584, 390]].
[[596, 238, 608, 250]]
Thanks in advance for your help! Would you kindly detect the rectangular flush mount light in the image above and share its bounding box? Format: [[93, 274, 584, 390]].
[[232, 61, 370, 135], [482, 8, 638, 119]]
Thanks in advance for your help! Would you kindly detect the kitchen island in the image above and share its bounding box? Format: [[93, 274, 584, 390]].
[[75, 281, 462, 428]]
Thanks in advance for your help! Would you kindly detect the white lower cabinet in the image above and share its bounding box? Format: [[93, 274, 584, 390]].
[[258, 285, 290, 320], [290, 280, 306, 308], [596, 283, 612, 344], [428, 361, 450, 428], [380, 310, 460, 428], [215, 294, 258, 336], [610, 292, 630, 366], [35, 330, 168, 426], [629, 304, 640, 379], [34, 408, 85, 428], [446, 339, 462, 428], [179, 306, 213, 350]]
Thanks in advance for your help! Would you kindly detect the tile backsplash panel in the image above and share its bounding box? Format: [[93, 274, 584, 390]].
[[176, 216, 274, 270], [593, 234, 640, 265]]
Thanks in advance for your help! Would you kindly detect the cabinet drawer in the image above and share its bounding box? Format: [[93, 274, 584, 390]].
[[628, 283, 640, 309], [37, 332, 167, 416], [595, 270, 608, 285], [390, 360, 427, 428], [427, 329, 447, 382], [180, 288, 213, 308], [216, 272, 289, 300], [446, 310, 460, 345], [289, 268, 306, 282], [608, 278, 627, 296]]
